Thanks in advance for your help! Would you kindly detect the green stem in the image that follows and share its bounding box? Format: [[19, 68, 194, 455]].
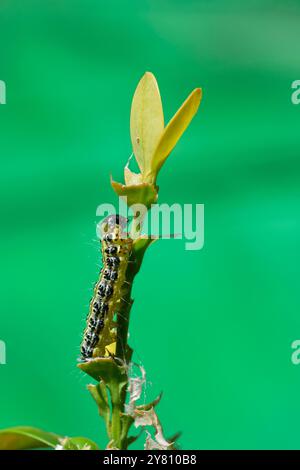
[[110, 393, 122, 448], [108, 241, 147, 449]]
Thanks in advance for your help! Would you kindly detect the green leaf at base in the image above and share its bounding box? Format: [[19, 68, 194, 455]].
[[0, 426, 60, 450], [59, 437, 99, 450]]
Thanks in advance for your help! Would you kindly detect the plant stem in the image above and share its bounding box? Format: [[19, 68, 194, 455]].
[[109, 241, 147, 449], [110, 392, 122, 448]]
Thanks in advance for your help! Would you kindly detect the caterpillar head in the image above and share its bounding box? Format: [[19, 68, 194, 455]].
[[101, 214, 128, 239]]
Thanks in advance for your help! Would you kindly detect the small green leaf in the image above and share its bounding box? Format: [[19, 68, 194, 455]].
[[111, 178, 158, 209], [149, 88, 202, 181], [78, 357, 127, 385], [88, 382, 111, 432], [131, 237, 156, 276], [130, 72, 164, 175], [0, 426, 60, 450], [133, 236, 156, 255], [133, 235, 157, 263], [59, 437, 99, 450]]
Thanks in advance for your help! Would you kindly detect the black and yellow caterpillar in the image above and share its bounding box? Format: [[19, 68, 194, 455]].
[[80, 215, 132, 361]]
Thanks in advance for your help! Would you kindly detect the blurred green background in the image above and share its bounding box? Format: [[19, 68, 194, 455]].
[[1, 0, 300, 450]]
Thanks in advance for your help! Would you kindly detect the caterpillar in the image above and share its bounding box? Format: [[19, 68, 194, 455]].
[[80, 214, 132, 361]]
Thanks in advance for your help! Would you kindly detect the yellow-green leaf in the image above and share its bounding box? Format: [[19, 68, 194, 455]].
[[111, 178, 158, 209], [78, 356, 127, 384], [130, 72, 164, 175], [124, 167, 143, 186], [149, 88, 202, 180]]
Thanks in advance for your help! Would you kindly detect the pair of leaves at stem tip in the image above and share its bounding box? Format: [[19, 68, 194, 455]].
[[112, 71, 202, 207]]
